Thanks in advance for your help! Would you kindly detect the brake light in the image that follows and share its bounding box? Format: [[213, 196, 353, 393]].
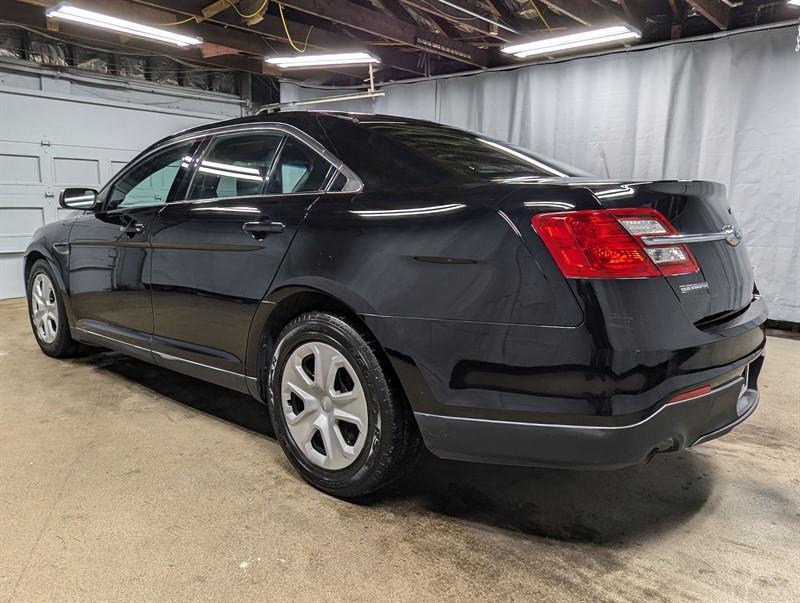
[[531, 208, 699, 278]]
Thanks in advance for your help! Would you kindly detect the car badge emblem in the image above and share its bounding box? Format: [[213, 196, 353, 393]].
[[680, 282, 709, 294]]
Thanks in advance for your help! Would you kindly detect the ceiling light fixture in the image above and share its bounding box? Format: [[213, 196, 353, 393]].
[[788, 0, 800, 6], [502, 24, 641, 59], [266, 52, 380, 69], [45, 4, 202, 47]]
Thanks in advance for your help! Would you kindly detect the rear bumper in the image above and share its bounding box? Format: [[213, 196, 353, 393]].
[[415, 354, 763, 468]]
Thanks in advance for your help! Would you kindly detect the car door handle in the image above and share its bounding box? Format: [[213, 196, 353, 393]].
[[242, 221, 285, 236], [120, 222, 145, 235]]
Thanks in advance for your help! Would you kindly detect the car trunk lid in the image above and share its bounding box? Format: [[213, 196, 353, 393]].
[[582, 180, 755, 326]]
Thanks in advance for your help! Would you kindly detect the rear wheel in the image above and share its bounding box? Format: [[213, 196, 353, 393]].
[[26, 259, 81, 358], [268, 312, 421, 498]]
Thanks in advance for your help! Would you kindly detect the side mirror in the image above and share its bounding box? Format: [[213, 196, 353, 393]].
[[59, 188, 98, 210]]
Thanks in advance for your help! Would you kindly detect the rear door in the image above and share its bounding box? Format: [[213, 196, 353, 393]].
[[148, 126, 336, 390]]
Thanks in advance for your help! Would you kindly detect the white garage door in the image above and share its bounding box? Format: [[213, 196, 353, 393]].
[[0, 139, 138, 298], [0, 64, 243, 299]]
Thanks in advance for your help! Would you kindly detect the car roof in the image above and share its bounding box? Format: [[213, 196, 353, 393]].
[[160, 110, 437, 141], [142, 111, 458, 190]]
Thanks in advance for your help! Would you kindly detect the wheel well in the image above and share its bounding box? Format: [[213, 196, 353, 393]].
[[259, 291, 412, 411], [24, 252, 46, 280]]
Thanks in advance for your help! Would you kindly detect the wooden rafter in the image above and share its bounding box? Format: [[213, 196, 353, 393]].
[[685, 0, 730, 29], [401, 0, 517, 43], [274, 0, 490, 66], [536, 0, 609, 26], [137, 0, 428, 74], [2, 0, 274, 75]]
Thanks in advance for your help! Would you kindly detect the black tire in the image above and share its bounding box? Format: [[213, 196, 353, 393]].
[[26, 259, 82, 358], [268, 312, 422, 498]]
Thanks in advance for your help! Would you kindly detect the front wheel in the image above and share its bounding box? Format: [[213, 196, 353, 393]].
[[26, 259, 81, 358], [268, 312, 421, 498]]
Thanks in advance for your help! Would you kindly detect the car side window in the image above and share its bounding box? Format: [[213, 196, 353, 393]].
[[268, 137, 332, 194], [187, 132, 283, 200], [108, 142, 195, 210], [327, 171, 349, 192]]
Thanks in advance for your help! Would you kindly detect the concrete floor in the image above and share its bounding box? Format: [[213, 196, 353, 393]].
[[1, 298, 798, 602]]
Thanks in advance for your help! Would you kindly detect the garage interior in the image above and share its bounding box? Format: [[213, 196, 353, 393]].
[[1, 0, 799, 600]]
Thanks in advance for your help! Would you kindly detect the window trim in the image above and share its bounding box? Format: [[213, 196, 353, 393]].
[[175, 123, 362, 194], [183, 131, 287, 202], [100, 138, 202, 213], [264, 135, 335, 196], [99, 123, 362, 212]]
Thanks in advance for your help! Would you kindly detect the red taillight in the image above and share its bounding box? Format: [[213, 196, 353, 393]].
[[531, 208, 699, 279]]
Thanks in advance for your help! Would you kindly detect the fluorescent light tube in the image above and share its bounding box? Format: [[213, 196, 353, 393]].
[[45, 4, 202, 47], [788, 0, 800, 6], [266, 52, 380, 69], [502, 25, 641, 59]]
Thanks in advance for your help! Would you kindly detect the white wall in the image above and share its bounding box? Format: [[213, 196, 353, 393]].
[[0, 60, 244, 299], [282, 26, 800, 322]]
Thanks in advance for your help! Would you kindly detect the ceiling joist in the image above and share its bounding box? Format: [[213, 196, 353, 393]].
[[2, 0, 791, 87], [686, 0, 730, 29], [274, 0, 490, 66]]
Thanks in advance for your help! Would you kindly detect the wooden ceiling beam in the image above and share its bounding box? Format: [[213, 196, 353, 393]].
[[134, 0, 427, 74], [666, 0, 682, 19], [401, 0, 516, 42], [275, 0, 490, 66], [685, 0, 730, 29], [9, 0, 426, 75], [1, 0, 273, 76], [536, 0, 615, 26]]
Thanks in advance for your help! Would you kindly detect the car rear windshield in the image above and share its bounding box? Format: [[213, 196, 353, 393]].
[[358, 120, 591, 180]]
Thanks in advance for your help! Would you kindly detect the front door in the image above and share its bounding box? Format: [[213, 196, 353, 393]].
[[68, 140, 198, 357], [148, 129, 333, 390]]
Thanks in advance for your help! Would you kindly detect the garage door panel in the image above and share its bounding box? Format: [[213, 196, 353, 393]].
[[111, 160, 129, 176], [0, 198, 48, 260], [53, 156, 101, 186], [0, 141, 51, 299], [0, 153, 42, 184], [0, 253, 25, 298], [0, 207, 46, 233]]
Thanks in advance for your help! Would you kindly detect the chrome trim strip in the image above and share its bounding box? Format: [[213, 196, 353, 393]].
[[642, 232, 729, 245], [73, 327, 151, 354], [690, 389, 759, 446], [74, 327, 248, 379], [152, 350, 245, 378], [145, 123, 362, 193], [415, 376, 745, 431], [642, 225, 740, 246], [99, 122, 362, 211]]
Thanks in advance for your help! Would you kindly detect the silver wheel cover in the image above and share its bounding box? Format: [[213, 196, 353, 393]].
[[280, 341, 370, 471], [31, 273, 59, 344]]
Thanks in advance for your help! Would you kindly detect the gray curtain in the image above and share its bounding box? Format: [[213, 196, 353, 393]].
[[282, 26, 800, 322]]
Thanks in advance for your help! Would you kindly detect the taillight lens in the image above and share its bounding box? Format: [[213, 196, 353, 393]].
[[531, 208, 699, 279]]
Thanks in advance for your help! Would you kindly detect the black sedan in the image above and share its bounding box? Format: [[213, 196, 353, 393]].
[[25, 112, 766, 497]]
